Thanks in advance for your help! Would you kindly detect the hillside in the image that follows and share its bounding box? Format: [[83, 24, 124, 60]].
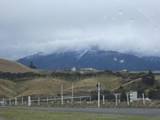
[[0, 79, 16, 97], [17, 74, 122, 97], [0, 58, 35, 73], [18, 49, 160, 71], [0, 72, 123, 97], [0, 70, 159, 100]]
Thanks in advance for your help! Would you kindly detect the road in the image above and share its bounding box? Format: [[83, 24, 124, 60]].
[[0, 117, 5, 120], [24, 107, 160, 116]]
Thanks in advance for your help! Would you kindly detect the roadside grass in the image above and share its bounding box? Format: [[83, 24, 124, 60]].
[[0, 108, 159, 120]]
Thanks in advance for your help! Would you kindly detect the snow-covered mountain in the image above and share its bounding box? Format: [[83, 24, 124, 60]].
[[17, 49, 160, 71]]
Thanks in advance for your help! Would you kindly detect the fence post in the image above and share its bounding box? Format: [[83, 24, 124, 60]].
[[2, 98, 5, 106], [71, 82, 74, 104], [90, 96, 92, 104], [119, 94, 121, 104], [38, 96, 40, 105], [21, 96, 24, 105], [103, 95, 105, 105], [80, 97, 82, 104], [15, 97, 17, 106], [9, 98, 12, 106], [46, 96, 49, 105], [97, 82, 101, 108], [28, 96, 31, 107], [142, 93, 146, 105]]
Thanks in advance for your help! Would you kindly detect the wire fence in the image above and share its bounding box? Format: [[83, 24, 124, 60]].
[[0, 83, 152, 108]]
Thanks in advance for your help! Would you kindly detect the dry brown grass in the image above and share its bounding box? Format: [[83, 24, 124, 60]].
[[65, 75, 122, 95], [0, 58, 35, 73], [0, 71, 122, 97], [17, 78, 71, 96], [0, 74, 122, 97], [7, 74, 121, 97], [0, 79, 17, 97]]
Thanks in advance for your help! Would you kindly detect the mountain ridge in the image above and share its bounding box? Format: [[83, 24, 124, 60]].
[[18, 49, 160, 71]]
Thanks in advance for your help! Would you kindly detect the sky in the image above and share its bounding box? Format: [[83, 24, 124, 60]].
[[0, 0, 160, 59]]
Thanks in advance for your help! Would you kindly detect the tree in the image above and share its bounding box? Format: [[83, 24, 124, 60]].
[[117, 86, 127, 101], [142, 70, 155, 86], [29, 61, 37, 69], [148, 89, 160, 99]]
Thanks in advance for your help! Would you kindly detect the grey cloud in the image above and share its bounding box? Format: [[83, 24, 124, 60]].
[[0, 0, 160, 59]]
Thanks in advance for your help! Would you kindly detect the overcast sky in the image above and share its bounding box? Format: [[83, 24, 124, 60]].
[[0, 0, 160, 59]]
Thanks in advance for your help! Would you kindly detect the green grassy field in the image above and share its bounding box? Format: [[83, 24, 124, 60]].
[[0, 108, 159, 120]]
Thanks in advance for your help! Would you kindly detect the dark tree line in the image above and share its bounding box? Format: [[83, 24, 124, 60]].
[[0, 72, 45, 81], [142, 70, 155, 86]]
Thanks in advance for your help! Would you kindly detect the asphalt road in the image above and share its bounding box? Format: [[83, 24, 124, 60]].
[[1, 106, 160, 116], [24, 107, 160, 116]]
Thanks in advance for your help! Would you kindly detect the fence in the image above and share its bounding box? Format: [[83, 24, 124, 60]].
[[0, 82, 149, 108]]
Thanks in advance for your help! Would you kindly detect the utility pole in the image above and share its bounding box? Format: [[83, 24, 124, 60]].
[[97, 82, 101, 108], [126, 92, 130, 106], [71, 82, 74, 104], [61, 84, 64, 105], [114, 94, 118, 106]]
